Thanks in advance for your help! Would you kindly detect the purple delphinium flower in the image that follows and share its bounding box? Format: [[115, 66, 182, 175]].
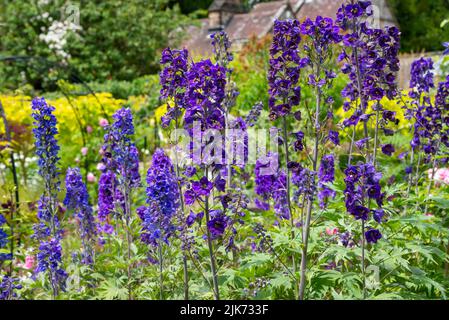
[[328, 130, 340, 146], [344, 163, 385, 242], [184, 59, 227, 134], [318, 155, 336, 208], [0, 276, 22, 300], [409, 58, 434, 94], [444, 42, 449, 56], [268, 19, 306, 120], [365, 228, 382, 244], [245, 102, 264, 127], [64, 168, 97, 265], [160, 48, 189, 128], [0, 214, 12, 261], [207, 211, 228, 239], [211, 31, 234, 71], [381, 144, 395, 156], [337, 1, 400, 157], [254, 154, 291, 220], [139, 149, 179, 257], [31, 97, 67, 295]]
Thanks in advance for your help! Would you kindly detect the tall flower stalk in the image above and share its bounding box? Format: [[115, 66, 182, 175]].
[[337, 0, 400, 298], [101, 107, 141, 300], [64, 167, 97, 265], [159, 47, 190, 299], [296, 15, 341, 300], [182, 57, 227, 300], [138, 149, 179, 299], [31, 97, 67, 298]]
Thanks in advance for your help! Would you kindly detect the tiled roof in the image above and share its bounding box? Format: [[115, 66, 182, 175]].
[[183, 0, 397, 57]]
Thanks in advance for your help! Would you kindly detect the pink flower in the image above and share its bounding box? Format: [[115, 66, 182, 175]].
[[428, 168, 449, 185], [87, 172, 96, 183], [24, 255, 35, 270], [96, 163, 106, 171], [99, 118, 109, 127], [81, 147, 89, 156], [326, 227, 338, 236], [86, 126, 93, 134]]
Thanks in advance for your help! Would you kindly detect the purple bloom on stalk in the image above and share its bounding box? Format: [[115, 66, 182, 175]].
[[207, 211, 228, 238], [365, 228, 382, 243], [409, 58, 434, 94], [444, 42, 449, 56], [160, 48, 189, 127], [192, 176, 214, 197], [268, 19, 305, 120], [318, 155, 336, 208], [0, 214, 11, 261], [184, 59, 226, 134], [0, 276, 22, 300], [381, 144, 395, 156], [31, 97, 67, 294], [328, 130, 340, 146], [344, 163, 384, 227], [139, 149, 179, 251], [98, 170, 119, 221], [64, 167, 97, 264]]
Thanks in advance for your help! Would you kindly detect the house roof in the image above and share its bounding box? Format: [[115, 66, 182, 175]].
[[296, 0, 396, 24], [182, 0, 398, 57]]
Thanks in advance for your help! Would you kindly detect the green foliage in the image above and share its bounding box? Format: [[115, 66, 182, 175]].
[[388, 0, 449, 52], [0, 0, 185, 91]]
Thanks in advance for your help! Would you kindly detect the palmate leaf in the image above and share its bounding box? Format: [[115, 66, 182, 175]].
[[241, 253, 272, 270], [270, 272, 292, 290], [97, 276, 129, 300]]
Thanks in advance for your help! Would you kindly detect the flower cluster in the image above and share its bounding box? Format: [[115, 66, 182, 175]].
[[139, 149, 179, 251], [211, 31, 233, 70], [64, 167, 97, 264], [184, 59, 227, 134], [409, 58, 435, 95], [289, 161, 317, 205], [0, 276, 22, 300], [31, 97, 67, 294], [0, 214, 11, 261], [268, 20, 307, 120], [35, 238, 68, 292], [338, 1, 400, 128], [317, 155, 336, 208], [160, 48, 189, 127], [344, 163, 385, 243], [102, 108, 141, 189], [254, 154, 290, 220]]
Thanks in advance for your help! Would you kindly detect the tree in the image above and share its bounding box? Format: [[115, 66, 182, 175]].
[[388, 0, 449, 53], [0, 0, 185, 91]]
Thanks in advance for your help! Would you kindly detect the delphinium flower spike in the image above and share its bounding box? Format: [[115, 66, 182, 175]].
[[31, 97, 67, 298], [295, 14, 341, 300], [64, 167, 97, 265], [138, 148, 179, 299], [159, 46, 192, 299], [0, 214, 12, 262], [0, 276, 22, 300], [100, 107, 141, 299]]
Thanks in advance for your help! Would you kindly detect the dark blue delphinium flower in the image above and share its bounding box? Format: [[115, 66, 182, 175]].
[[64, 167, 97, 265], [344, 163, 385, 242], [337, 1, 400, 149], [0, 276, 22, 300], [328, 130, 340, 146], [31, 97, 66, 295], [0, 214, 12, 261], [184, 59, 227, 134], [443, 42, 449, 56], [139, 149, 179, 257], [365, 228, 382, 244], [245, 102, 264, 127], [160, 48, 189, 128], [207, 210, 228, 239], [268, 20, 307, 120], [409, 58, 434, 95], [381, 144, 395, 156], [35, 238, 68, 292], [318, 155, 336, 208], [98, 170, 118, 222]]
